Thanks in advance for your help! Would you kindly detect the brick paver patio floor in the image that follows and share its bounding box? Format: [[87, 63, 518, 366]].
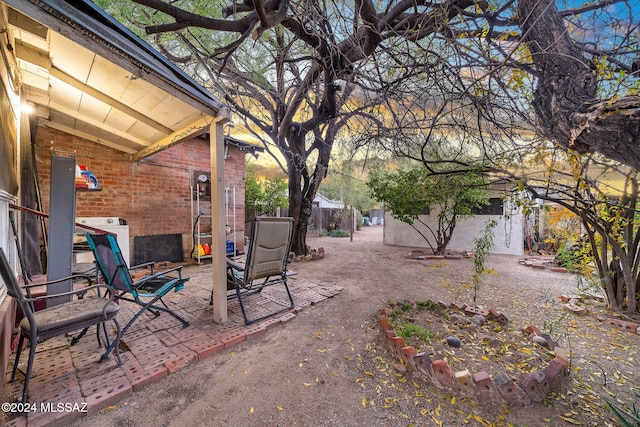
[[1, 264, 342, 426]]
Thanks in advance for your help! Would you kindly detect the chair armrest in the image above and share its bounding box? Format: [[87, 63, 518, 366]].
[[136, 265, 184, 281], [23, 284, 114, 302], [22, 274, 94, 289], [129, 261, 156, 275], [157, 265, 183, 276], [226, 259, 245, 272]]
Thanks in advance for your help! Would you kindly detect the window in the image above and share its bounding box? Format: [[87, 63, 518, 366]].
[[472, 198, 503, 215]]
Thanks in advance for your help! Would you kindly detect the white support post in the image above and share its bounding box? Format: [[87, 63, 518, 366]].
[[210, 109, 230, 323]]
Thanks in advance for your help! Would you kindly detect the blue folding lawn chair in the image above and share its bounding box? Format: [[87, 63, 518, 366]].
[[85, 233, 189, 360]]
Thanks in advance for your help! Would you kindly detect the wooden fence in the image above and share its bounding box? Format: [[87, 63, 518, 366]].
[[278, 207, 354, 236]]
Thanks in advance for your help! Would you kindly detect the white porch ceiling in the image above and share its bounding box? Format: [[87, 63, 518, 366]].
[[4, 0, 226, 159]]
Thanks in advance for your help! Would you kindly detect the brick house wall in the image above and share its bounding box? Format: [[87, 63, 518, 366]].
[[34, 128, 247, 263]]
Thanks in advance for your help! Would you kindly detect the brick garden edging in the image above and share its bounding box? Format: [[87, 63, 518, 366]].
[[606, 318, 640, 334], [378, 300, 570, 405]]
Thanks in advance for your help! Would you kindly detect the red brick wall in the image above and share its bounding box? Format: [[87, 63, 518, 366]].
[[34, 128, 246, 262]]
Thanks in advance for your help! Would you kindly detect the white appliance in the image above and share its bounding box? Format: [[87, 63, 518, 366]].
[[75, 217, 130, 264]]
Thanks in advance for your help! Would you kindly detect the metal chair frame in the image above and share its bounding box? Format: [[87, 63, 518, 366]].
[[85, 233, 189, 360], [214, 217, 295, 324], [0, 248, 121, 404]]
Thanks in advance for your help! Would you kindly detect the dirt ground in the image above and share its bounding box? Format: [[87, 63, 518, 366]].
[[72, 225, 639, 427]]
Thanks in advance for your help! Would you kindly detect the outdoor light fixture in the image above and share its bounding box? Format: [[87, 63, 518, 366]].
[[20, 103, 34, 114]]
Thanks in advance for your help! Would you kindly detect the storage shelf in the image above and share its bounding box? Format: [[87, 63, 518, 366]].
[[191, 175, 237, 263], [191, 178, 213, 264]]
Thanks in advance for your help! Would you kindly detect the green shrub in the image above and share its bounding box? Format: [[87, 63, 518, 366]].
[[320, 229, 350, 238], [416, 300, 448, 318], [395, 323, 438, 343], [555, 244, 581, 271]]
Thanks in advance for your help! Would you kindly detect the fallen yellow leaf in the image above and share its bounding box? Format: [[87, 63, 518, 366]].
[[559, 415, 583, 425], [472, 414, 491, 426]]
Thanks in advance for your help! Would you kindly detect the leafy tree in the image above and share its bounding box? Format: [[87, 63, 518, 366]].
[[368, 165, 489, 254], [97, 0, 399, 255], [99, 0, 640, 256], [319, 160, 377, 215], [245, 165, 288, 217], [244, 165, 263, 215], [504, 148, 640, 314]]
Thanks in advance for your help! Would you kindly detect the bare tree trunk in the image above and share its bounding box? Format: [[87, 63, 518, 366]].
[[588, 227, 622, 311], [518, 0, 596, 147], [518, 0, 640, 169], [286, 161, 313, 256], [288, 185, 312, 255], [283, 124, 331, 256], [612, 244, 638, 313]]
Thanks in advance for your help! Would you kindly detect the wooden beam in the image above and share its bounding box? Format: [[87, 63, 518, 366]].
[[14, 39, 48, 69], [49, 65, 175, 135], [132, 115, 213, 160], [40, 120, 137, 154], [211, 108, 231, 324]]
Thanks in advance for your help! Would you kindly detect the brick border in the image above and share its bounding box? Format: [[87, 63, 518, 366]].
[[606, 318, 640, 334], [378, 300, 570, 405]]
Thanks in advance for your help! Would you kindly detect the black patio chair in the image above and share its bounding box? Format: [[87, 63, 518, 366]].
[[85, 233, 189, 360], [210, 216, 295, 324], [0, 248, 121, 404]]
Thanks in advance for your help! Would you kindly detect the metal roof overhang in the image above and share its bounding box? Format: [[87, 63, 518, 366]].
[[3, 0, 226, 160]]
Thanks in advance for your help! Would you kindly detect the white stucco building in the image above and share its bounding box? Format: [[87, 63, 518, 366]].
[[382, 186, 526, 255]]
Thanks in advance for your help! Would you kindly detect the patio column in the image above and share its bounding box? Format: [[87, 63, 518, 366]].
[[210, 109, 230, 323]]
